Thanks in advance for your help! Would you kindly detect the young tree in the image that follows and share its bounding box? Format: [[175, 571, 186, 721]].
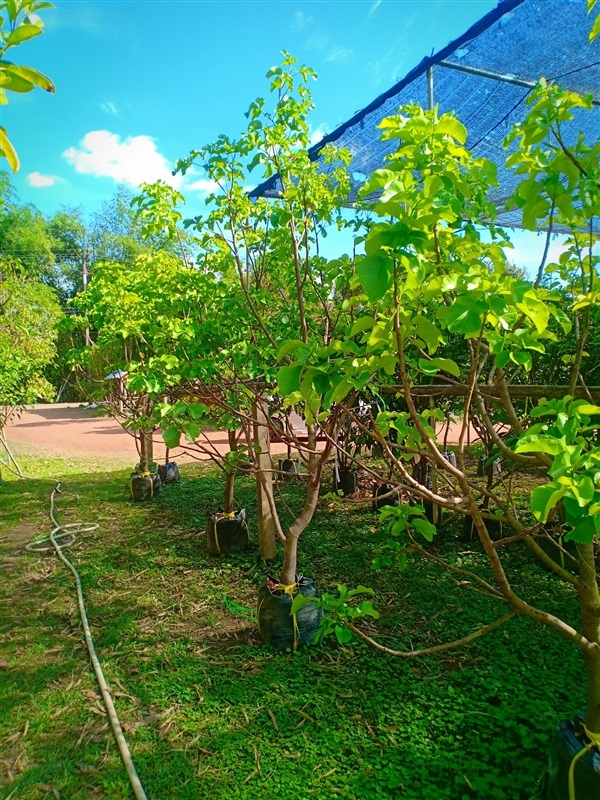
[[155, 53, 358, 594], [68, 252, 187, 473], [288, 81, 600, 768], [0, 0, 55, 172]]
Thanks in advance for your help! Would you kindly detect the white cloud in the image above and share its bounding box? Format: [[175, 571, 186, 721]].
[[100, 99, 119, 117], [369, 0, 382, 17], [62, 130, 181, 188], [48, 5, 104, 35], [306, 33, 329, 52], [310, 123, 330, 146], [326, 46, 354, 64], [185, 178, 219, 194], [26, 172, 62, 188], [292, 11, 313, 32]]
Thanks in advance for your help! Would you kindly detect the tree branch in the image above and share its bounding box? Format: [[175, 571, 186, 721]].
[[348, 612, 517, 658]]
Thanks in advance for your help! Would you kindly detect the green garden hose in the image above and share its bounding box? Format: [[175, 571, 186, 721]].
[[27, 482, 148, 800], [568, 724, 600, 800]]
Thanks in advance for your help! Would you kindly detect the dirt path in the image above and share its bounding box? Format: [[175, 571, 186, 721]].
[[4, 404, 291, 463], [5, 404, 477, 464]]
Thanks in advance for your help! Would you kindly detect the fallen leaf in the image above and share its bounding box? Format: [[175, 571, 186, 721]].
[[76, 762, 100, 775], [243, 769, 258, 784], [319, 768, 338, 780]]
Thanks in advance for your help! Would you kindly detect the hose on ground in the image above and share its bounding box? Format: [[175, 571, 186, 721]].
[[27, 481, 148, 800]]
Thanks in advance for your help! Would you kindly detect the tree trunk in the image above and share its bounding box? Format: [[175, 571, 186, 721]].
[[280, 531, 300, 586], [279, 426, 322, 586], [253, 397, 276, 560], [222, 430, 238, 514], [577, 543, 600, 734], [139, 429, 154, 473], [223, 470, 235, 514]]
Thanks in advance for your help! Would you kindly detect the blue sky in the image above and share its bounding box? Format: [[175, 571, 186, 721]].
[[6, 0, 568, 270], [10, 0, 501, 211]]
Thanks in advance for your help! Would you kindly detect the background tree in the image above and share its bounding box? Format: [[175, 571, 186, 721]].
[[0, 172, 55, 279], [0, 259, 62, 476]]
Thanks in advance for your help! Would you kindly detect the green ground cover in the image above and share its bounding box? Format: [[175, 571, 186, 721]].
[[0, 455, 584, 799]]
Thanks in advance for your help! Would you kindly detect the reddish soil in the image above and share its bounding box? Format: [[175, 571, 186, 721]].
[[5, 404, 292, 463], [5, 404, 477, 462]]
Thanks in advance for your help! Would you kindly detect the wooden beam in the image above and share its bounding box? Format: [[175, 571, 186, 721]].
[[381, 385, 600, 401], [253, 396, 277, 561]]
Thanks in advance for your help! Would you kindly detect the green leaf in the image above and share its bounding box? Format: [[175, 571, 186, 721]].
[[349, 316, 376, 337], [163, 427, 181, 449], [334, 625, 352, 644], [247, 153, 262, 173], [312, 370, 329, 394], [590, 11, 600, 42], [530, 482, 568, 523], [0, 125, 19, 172], [344, 584, 375, 599], [187, 402, 209, 420], [277, 364, 303, 396], [509, 350, 533, 372], [493, 351, 511, 369], [418, 357, 460, 377], [411, 517, 436, 542], [276, 339, 309, 360], [516, 295, 550, 334], [329, 376, 353, 405], [290, 594, 315, 615], [356, 600, 380, 619], [184, 421, 200, 443], [441, 296, 487, 337], [413, 315, 442, 354], [2, 63, 54, 93], [575, 404, 600, 416], [356, 254, 392, 302], [515, 435, 565, 456], [573, 475, 595, 506], [436, 114, 467, 144], [5, 24, 43, 47], [564, 495, 586, 522], [565, 516, 595, 544], [0, 69, 35, 93]]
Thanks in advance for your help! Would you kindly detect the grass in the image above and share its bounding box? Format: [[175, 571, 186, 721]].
[[0, 452, 585, 799]]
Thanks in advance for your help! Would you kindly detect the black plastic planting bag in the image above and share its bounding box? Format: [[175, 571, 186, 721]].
[[371, 442, 384, 459], [372, 483, 400, 511], [158, 461, 180, 484], [207, 508, 249, 555], [130, 471, 161, 502], [545, 716, 600, 799], [279, 458, 300, 480], [334, 469, 357, 496], [538, 526, 579, 575], [462, 507, 502, 541], [257, 576, 322, 650]]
